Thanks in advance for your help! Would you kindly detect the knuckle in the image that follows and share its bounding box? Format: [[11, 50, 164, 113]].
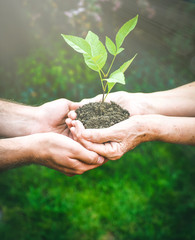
[[71, 160, 80, 169], [97, 131, 104, 142], [87, 156, 94, 165], [76, 170, 84, 175], [77, 131, 82, 140], [109, 144, 123, 160]]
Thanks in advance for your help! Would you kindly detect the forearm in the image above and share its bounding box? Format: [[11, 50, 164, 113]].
[[140, 115, 195, 145], [0, 136, 34, 171], [0, 99, 40, 137], [131, 82, 195, 117]]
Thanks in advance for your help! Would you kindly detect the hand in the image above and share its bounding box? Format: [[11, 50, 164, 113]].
[[34, 98, 80, 137], [30, 132, 105, 176], [69, 115, 152, 160], [66, 91, 150, 128], [78, 91, 149, 116]]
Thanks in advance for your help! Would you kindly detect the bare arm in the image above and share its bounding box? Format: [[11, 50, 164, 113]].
[[0, 133, 104, 174], [0, 98, 80, 138], [70, 115, 195, 160], [66, 81, 195, 160], [76, 82, 195, 117], [0, 100, 38, 137], [142, 82, 195, 117]]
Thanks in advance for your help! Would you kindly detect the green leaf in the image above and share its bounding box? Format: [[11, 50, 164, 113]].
[[116, 47, 125, 55], [106, 70, 125, 93], [120, 54, 137, 73], [115, 15, 138, 49], [107, 82, 116, 93], [84, 31, 107, 71], [83, 54, 100, 72], [106, 36, 117, 55], [92, 55, 102, 62], [106, 70, 125, 84], [61, 34, 91, 54]]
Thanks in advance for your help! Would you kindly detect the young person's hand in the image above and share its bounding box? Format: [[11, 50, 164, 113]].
[[0, 98, 80, 138], [34, 98, 80, 137], [0, 132, 105, 176]]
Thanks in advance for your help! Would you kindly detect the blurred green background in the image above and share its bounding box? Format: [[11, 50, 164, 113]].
[[0, 0, 195, 239]]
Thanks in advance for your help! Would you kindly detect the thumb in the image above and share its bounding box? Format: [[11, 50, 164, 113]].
[[82, 128, 115, 143], [69, 101, 81, 111], [80, 94, 102, 105]]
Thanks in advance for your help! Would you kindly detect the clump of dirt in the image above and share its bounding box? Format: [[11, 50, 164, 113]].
[[76, 101, 130, 129]]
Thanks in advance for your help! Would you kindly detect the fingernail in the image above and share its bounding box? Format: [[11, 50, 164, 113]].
[[97, 156, 104, 164]]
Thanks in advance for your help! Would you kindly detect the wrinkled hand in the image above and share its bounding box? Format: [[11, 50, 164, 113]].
[[66, 91, 149, 128], [31, 132, 105, 176], [68, 116, 150, 160], [78, 91, 148, 116], [35, 98, 79, 137]]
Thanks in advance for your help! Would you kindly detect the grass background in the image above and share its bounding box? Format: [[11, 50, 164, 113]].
[[0, 0, 195, 239]]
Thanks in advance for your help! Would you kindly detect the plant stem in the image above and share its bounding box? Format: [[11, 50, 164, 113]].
[[98, 71, 105, 103], [106, 55, 116, 77], [102, 82, 106, 103], [100, 69, 106, 78]]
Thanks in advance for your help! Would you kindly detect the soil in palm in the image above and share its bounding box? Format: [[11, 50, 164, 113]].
[[76, 101, 130, 129]]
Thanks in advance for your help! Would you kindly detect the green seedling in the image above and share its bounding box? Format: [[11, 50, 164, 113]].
[[61, 15, 138, 102]]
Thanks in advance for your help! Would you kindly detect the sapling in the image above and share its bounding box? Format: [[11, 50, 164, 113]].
[[61, 15, 138, 103]]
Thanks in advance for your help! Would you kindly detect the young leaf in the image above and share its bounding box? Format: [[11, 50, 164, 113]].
[[106, 70, 125, 84], [106, 36, 117, 55], [115, 15, 138, 49], [84, 31, 107, 71], [116, 47, 125, 55], [61, 34, 91, 54], [120, 54, 137, 73], [92, 55, 102, 62], [107, 82, 116, 93], [106, 70, 125, 93], [84, 54, 102, 72]]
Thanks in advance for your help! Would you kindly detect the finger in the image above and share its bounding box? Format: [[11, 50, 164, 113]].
[[70, 127, 77, 141], [81, 141, 122, 160], [70, 126, 108, 157], [65, 118, 74, 129], [70, 140, 105, 165], [82, 127, 116, 143], [69, 157, 109, 174], [80, 94, 102, 105], [68, 110, 77, 120], [70, 121, 88, 146], [73, 120, 85, 138], [69, 101, 81, 110], [79, 140, 109, 158], [71, 121, 110, 157]]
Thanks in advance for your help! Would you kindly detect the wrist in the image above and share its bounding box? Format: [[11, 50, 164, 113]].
[[0, 136, 35, 170], [127, 92, 156, 115], [131, 114, 164, 142], [30, 106, 51, 135], [0, 100, 40, 137], [26, 133, 51, 165]]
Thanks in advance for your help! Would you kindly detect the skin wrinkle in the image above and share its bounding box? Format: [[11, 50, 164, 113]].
[[68, 92, 195, 158], [0, 99, 105, 174], [1, 82, 195, 173]]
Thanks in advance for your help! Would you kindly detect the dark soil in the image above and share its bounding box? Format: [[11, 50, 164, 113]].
[[76, 101, 130, 129]]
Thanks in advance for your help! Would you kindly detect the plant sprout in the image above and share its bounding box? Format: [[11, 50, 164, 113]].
[[61, 15, 138, 103]]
